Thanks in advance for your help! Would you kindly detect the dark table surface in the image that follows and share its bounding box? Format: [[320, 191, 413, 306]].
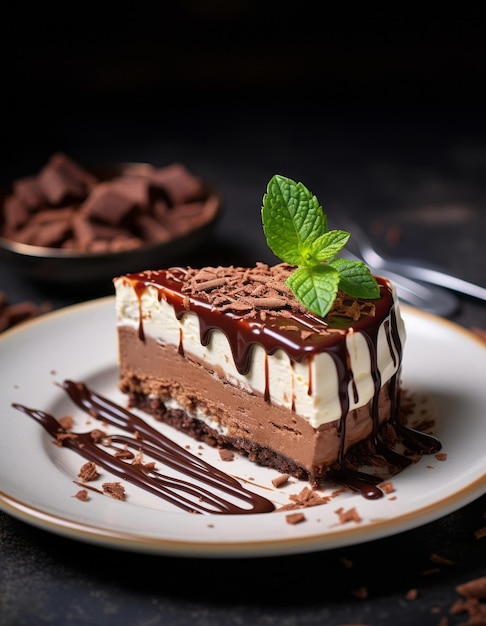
[[1, 94, 486, 626]]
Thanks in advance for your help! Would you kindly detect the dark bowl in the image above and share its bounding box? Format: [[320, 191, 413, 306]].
[[0, 162, 223, 288]]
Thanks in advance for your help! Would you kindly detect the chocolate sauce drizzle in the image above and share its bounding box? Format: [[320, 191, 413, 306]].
[[12, 381, 275, 515], [329, 305, 440, 498], [13, 374, 441, 508], [139, 268, 401, 376]]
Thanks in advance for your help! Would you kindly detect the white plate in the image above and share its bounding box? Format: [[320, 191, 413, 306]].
[[1, 297, 485, 558]]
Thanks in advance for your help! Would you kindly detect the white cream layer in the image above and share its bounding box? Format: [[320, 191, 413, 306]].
[[114, 278, 406, 429]]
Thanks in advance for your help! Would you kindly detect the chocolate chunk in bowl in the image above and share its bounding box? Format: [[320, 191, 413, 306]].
[[0, 153, 223, 287]]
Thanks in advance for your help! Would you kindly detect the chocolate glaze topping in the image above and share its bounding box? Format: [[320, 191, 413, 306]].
[[13, 381, 275, 515], [129, 264, 391, 375]]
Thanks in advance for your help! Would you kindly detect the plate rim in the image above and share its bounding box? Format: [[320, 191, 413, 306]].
[[1, 297, 486, 558]]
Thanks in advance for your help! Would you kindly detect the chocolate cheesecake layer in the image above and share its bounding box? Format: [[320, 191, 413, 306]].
[[118, 325, 396, 484]]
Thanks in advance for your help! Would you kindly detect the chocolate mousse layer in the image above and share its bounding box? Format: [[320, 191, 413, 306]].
[[118, 325, 397, 484]]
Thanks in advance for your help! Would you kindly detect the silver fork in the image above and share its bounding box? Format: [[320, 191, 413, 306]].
[[341, 250, 459, 316], [338, 217, 486, 303]]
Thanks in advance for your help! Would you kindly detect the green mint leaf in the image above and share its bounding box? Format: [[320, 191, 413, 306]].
[[262, 174, 326, 266], [329, 258, 381, 299], [286, 265, 340, 318], [261, 174, 381, 317], [310, 230, 350, 263]]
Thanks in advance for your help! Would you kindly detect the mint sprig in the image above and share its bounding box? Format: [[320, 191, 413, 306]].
[[261, 174, 380, 318]]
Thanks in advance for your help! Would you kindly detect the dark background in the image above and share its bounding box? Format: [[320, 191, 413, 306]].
[[3, 2, 486, 177], [2, 2, 486, 311], [3, 2, 486, 279]]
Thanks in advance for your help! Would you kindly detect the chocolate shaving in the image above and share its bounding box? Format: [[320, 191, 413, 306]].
[[449, 596, 486, 622], [335, 506, 362, 524], [0, 291, 52, 332], [405, 588, 419, 601], [272, 473, 290, 488], [456, 577, 486, 599], [74, 490, 89, 502], [179, 262, 376, 323], [277, 486, 332, 511], [429, 553, 454, 566], [1, 152, 220, 252], [58, 414, 74, 430], [218, 448, 235, 462], [285, 512, 306, 525], [102, 482, 126, 500], [77, 461, 99, 482], [475, 527, 486, 540], [379, 480, 395, 494]]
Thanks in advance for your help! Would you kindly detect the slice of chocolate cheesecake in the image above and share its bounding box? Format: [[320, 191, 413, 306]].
[[114, 261, 406, 488]]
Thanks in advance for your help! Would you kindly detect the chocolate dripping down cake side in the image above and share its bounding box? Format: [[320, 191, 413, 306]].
[[113, 175, 409, 491]]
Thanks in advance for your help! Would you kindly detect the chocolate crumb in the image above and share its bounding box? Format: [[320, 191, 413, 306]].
[[102, 482, 126, 500], [272, 473, 290, 488], [421, 568, 440, 576], [74, 490, 89, 502], [429, 553, 454, 566], [114, 447, 134, 460], [0, 291, 52, 333], [58, 414, 74, 430], [78, 461, 99, 482], [56, 432, 78, 444], [285, 512, 306, 525], [73, 481, 104, 495], [456, 576, 486, 599], [90, 429, 107, 443], [131, 449, 145, 465], [379, 481, 395, 494], [474, 527, 486, 540], [218, 448, 235, 462], [335, 507, 362, 524], [351, 586, 368, 600], [277, 486, 332, 511], [450, 596, 486, 623]]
